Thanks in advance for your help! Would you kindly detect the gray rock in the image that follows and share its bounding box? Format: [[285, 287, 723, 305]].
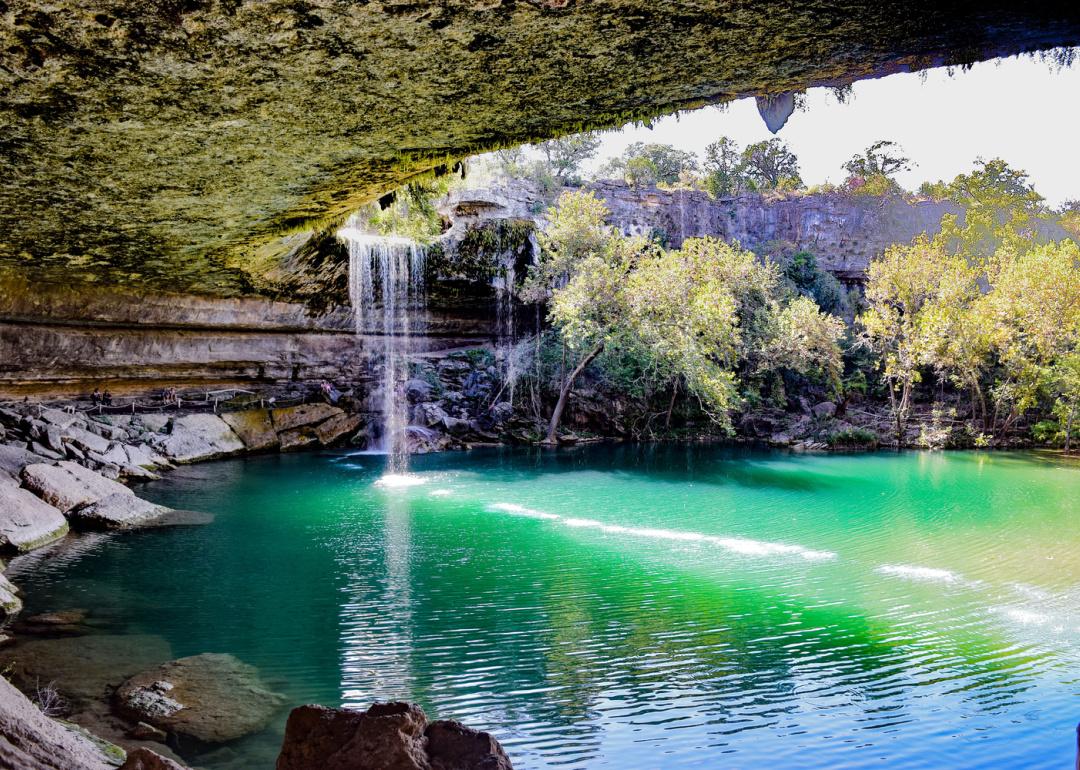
[[0, 572, 22, 623], [70, 493, 171, 531], [270, 403, 342, 432], [0, 675, 121, 770], [405, 378, 434, 402], [124, 444, 169, 470], [120, 747, 186, 770], [0, 485, 69, 552], [0, 443, 47, 477], [97, 444, 132, 467], [812, 401, 837, 419], [36, 408, 84, 430], [20, 461, 133, 514], [137, 415, 171, 434], [220, 409, 279, 451], [114, 653, 286, 744], [415, 402, 449, 427], [314, 413, 362, 446], [153, 414, 245, 463], [30, 441, 65, 461]]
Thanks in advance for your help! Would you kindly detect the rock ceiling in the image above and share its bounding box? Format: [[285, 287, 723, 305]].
[[2, 1, 1079, 294]]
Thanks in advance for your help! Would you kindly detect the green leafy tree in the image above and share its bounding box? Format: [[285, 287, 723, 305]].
[[537, 132, 603, 186], [843, 140, 913, 179], [859, 236, 974, 442], [702, 137, 745, 197], [739, 139, 802, 191], [598, 142, 699, 187]]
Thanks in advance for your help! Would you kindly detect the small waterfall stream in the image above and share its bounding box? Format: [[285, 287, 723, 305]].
[[339, 225, 427, 474]]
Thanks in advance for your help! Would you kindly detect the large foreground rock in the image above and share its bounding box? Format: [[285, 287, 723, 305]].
[[153, 415, 246, 464], [0, 674, 122, 770], [276, 701, 513, 770], [69, 494, 171, 531], [119, 748, 188, 770], [0, 485, 69, 552], [20, 462, 133, 514], [114, 653, 286, 745]]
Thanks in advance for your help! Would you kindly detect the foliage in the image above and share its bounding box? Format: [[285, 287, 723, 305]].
[[365, 176, 453, 242], [739, 139, 803, 191], [826, 427, 878, 449], [843, 140, 913, 179], [778, 249, 848, 316], [537, 132, 603, 186], [598, 142, 699, 187], [930, 158, 1052, 257], [760, 296, 846, 394], [700, 136, 802, 196]]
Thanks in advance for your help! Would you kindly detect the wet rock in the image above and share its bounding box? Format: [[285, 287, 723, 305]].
[[120, 747, 188, 770], [278, 427, 319, 452], [70, 494, 171, 531], [221, 409, 280, 451], [20, 461, 133, 514], [0, 674, 121, 770], [13, 608, 92, 637], [405, 379, 435, 403], [314, 413, 362, 446], [0, 485, 70, 552], [0, 635, 173, 708], [0, 572, 23, 624], [276, 701, 513, 770], [270, 404, 342, 432], [114, 653, 286, 745], [153, 414, 247, 463], [127, 721, 169, 743], [415, 402, 449, 428]]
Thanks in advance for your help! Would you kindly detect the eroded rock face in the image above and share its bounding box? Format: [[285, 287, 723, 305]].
[[114, 653, 286, 745], [276, 701, 513, 770], [2, 2, 1078, 292]]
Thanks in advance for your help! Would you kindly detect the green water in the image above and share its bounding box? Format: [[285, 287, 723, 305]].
[[12, 445, 1080, 769]]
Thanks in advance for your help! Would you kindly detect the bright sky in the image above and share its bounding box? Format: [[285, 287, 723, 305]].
[[586, 53, 1080, 207]]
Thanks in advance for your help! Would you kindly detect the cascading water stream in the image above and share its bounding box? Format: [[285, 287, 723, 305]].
[[339, 224, 427, 474]]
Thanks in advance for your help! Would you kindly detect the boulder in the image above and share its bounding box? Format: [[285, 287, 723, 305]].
[[14, 609, 89, 637], [114, 653, 285, 745], [314, 413, 362, 446], [63, 427, 112, 456], [0, 674, 122, 770], [405, 379, 435, 403], [70, 494, 171, 531], [154, 414, 246, 463], [29, 441, 65, 461], [275, 701, 513, 770], [123, 444, 169, 470], [812, 401, 837, 419], [36, 408, 84, 430], [270, 403, 343, 432], [414, 402, 449, 428], [137, 415, 171, 434], [0, 572, 22, 624], [278, 427, 319, 452], [20, 462, 133, 514], [120, 747, 188, 770], [0, 485, 70, 552], [221, 409, 280, 451], [0, 443, 47, 478]]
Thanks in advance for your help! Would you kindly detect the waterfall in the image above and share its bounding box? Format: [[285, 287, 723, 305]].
[[339, 225, 426, 473]]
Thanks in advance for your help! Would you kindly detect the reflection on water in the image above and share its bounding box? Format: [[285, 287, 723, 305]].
[[11, 445, 1080, 769]]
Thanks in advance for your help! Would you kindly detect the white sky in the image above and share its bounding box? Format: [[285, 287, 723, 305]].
[[585, 53, 1080, 207]]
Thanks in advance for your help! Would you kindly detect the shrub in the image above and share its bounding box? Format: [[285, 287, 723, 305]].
[[826, 427, 879, 449]]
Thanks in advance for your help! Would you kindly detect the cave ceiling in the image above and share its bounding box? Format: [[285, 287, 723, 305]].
[[2, 0, 1079, 295]]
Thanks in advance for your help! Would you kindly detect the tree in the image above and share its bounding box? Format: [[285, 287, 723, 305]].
[[932, 158, 1051, 258], [843, 140, 913, 179], [537, 132, 603, 186], [702, 137, 745, 198], [859, 236, 975, 442], [761, 296, 846, 395], [597, 142, 699, 187], [739, 139, 802, 191]]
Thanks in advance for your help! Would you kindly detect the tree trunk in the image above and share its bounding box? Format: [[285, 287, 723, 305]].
[[1065, 406, 1074, 454], [665, 381, 679, 430], [543, 342, 604, 445]]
